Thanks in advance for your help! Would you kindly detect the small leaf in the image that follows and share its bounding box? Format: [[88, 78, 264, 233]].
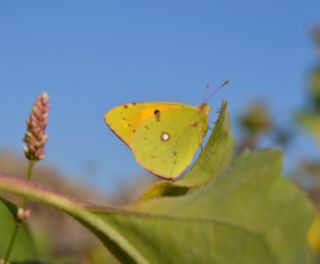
[[0, 196, 18, 217]]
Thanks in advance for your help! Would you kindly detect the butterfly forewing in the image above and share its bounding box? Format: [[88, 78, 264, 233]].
[[105, 102, 188, 144]]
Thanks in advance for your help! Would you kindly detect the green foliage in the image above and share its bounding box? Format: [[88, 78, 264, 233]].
[[0, 104, 314, 263], [297, 67, 320, 142], [298, 112, 320, 142], [309, 67, 320, 112], [0, 197, 37, 262], [239, 102, 272, 136], [308, 213, 320, 255], [298, 42, 320, 143], [94, 149, 313, 264]]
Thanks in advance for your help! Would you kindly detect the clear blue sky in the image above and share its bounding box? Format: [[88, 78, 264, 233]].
[[0, 1, 319, 194]]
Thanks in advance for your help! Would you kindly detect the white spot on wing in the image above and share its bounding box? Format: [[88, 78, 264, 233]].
[[160, 132, 170, 142]]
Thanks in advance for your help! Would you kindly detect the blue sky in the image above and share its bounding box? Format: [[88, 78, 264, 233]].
[[0, 1, 319, 194]]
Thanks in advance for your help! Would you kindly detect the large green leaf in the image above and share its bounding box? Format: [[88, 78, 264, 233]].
[[0, 149, 314, 263], [0, 196, 37, 262], [94, 150, 313, 264]]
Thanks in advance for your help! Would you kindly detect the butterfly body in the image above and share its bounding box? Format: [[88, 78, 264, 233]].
[[105, 102, 210, 179]]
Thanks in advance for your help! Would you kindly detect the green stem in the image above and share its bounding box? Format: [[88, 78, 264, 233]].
[[20, 160, 35, 208], [3, 160, 35, 263], [3, 222, 20, 263]]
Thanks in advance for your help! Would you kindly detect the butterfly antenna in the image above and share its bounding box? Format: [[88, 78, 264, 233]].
[[203, 80, 229, 104], [203, 83, 211, 99]]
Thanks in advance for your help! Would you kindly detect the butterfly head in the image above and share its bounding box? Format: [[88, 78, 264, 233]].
[[198, 103, 211, 114]]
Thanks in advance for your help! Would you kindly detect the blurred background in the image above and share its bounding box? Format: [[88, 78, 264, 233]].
[[1, 1, 320, 263]]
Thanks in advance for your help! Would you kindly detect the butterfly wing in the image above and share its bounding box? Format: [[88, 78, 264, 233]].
[[130, 107, 208, 179], [105, 102, 187, 144]]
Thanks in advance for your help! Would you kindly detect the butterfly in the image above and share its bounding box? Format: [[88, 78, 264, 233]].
[[104, 81, 227, 180]]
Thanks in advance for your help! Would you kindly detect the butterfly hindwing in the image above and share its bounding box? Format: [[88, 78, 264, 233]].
[[130, 107, 208, 179]]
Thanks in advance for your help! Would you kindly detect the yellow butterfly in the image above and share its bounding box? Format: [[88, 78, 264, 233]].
[[105, 81, 227, 179]]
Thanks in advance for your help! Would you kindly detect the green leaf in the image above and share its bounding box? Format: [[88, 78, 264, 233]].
[[0, 196, 18, 217], [0, 149, 313, 264], [104, 150, 313, 264], [0, 196, 37, 261], [139, 101, 234, 201], [0, 174, 148, 264]]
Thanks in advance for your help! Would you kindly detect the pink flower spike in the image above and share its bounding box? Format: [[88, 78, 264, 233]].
[[24, 92, 49, 161]]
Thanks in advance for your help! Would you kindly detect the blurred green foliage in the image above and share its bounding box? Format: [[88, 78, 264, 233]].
[[240, 102, 272, 136], [309, 66, 320, 111]]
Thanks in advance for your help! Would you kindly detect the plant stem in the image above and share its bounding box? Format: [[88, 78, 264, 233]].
[[3, 160, 35, 263], [3, 224, 20, 263], [20, 160, 35, 208]]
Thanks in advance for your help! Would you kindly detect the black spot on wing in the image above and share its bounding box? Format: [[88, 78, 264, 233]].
[[154, 109, 161, 121], [190, 122, 199, 128]]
